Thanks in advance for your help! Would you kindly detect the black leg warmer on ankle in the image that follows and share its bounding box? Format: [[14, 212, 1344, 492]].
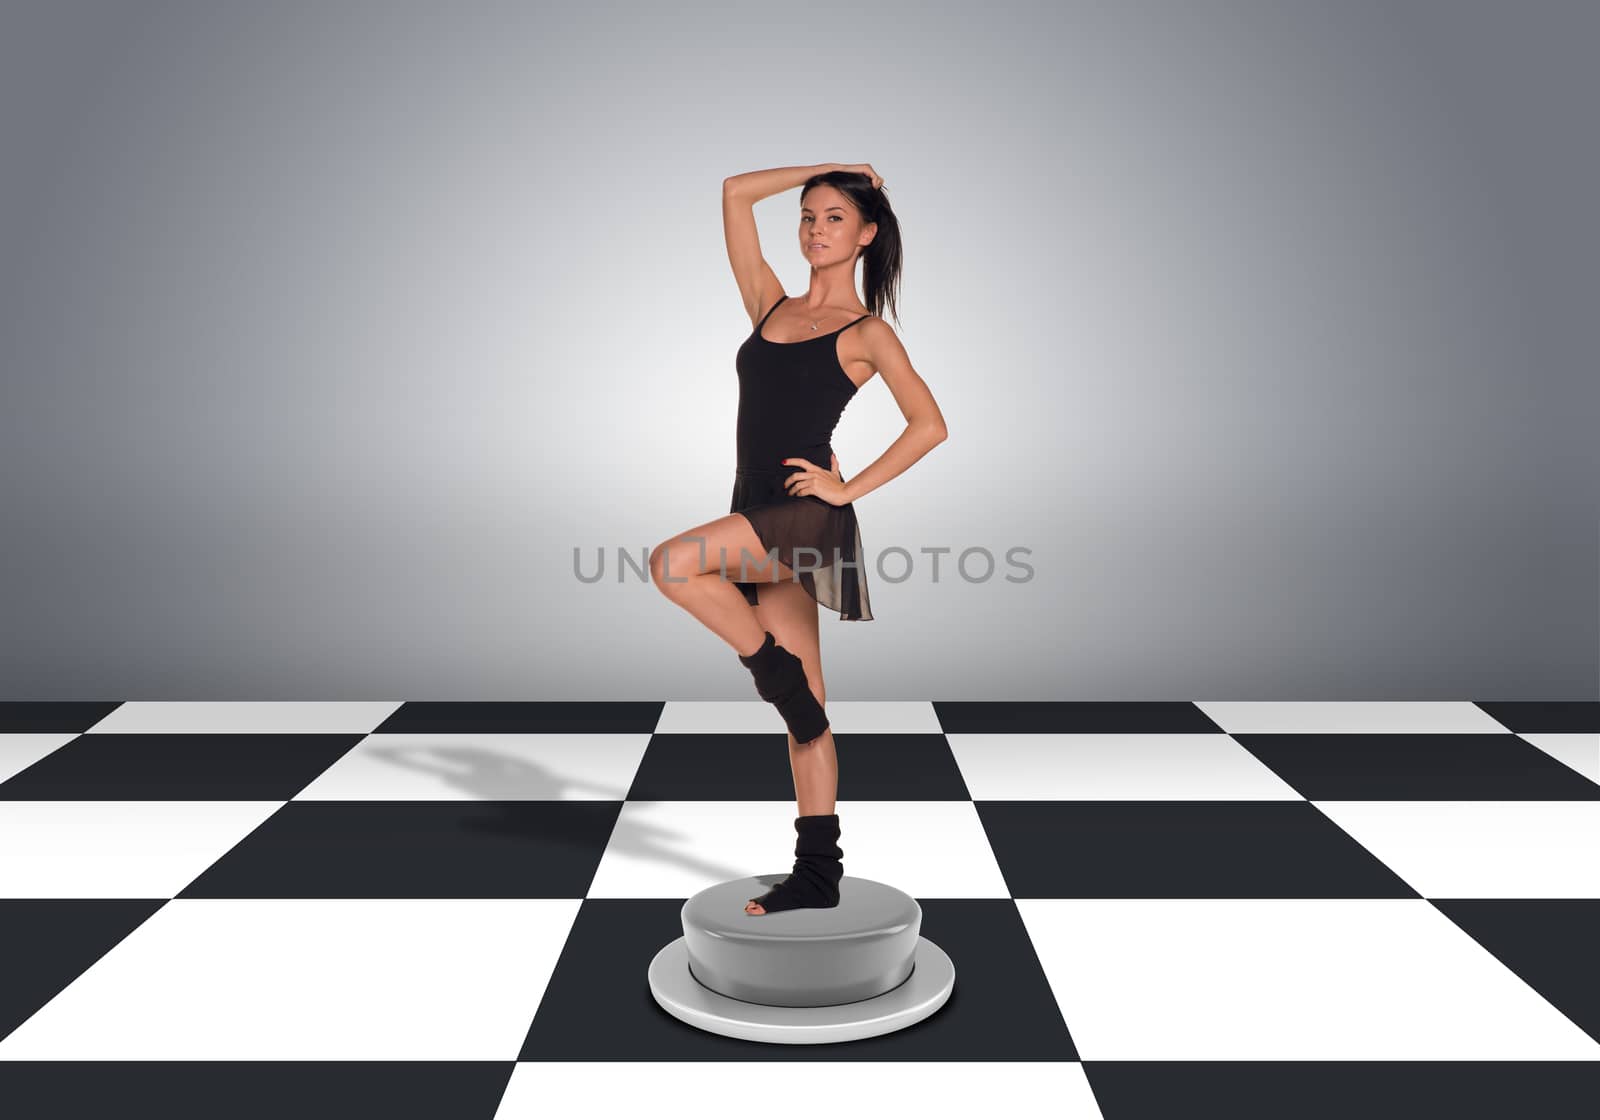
[[747, 813, 844, 914], [738, 631, 829, 745]]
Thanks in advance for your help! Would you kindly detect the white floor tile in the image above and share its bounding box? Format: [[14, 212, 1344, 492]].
[[1021, 896, 1600, 1060]]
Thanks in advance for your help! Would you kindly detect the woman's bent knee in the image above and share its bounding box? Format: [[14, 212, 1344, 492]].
[[649, 542, 694, 593]]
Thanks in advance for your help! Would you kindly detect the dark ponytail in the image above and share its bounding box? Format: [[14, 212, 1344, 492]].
[[801, 170, 904, 326]]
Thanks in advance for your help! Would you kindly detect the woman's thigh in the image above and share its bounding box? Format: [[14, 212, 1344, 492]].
[[651, 512, 796, 588]]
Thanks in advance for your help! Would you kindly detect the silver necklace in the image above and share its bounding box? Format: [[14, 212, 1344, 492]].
[[807, 305, 866, 330]]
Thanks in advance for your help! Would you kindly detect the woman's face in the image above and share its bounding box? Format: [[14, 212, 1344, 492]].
[[799, 186, 874, 265]]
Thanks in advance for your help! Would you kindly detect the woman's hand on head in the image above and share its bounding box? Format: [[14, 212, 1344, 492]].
[[783, 454, 850, 506], [839, 163, 882, 189]]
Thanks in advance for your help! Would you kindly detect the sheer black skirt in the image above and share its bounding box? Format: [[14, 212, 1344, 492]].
[[727, 463, 873, 622]]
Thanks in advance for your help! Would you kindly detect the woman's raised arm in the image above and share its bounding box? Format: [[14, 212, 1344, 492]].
[[721, 164, 836, 324]]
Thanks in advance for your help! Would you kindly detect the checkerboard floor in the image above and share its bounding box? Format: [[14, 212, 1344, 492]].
[[1, 699, 1596, 1118]]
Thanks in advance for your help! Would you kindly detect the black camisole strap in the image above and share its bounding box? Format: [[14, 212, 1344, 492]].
[[756, 294, 788, 329], [755, 295, 871, 334]]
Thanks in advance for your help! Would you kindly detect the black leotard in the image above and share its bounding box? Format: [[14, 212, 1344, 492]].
[[727, 294, 874, 621], [734, 294, 870, 468]]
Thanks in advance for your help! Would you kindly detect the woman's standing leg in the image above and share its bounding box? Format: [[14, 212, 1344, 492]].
[[739, 578, 838, 916], [649, 513, 840, 915], [750, 578, 833, 814]]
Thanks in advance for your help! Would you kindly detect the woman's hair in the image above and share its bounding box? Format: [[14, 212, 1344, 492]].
[[800, 170, 903, 325]]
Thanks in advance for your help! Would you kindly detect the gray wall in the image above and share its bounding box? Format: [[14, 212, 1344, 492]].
[[2, 0, 1595, 700]]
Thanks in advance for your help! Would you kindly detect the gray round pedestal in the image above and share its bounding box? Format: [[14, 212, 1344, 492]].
[[648, 875, 955, 1044]]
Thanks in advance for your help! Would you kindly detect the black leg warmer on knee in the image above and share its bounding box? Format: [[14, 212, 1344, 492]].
[[738, 631, 829, 745], [747, 813, 844, 914]]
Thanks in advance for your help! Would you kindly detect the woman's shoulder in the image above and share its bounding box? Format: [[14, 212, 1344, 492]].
[[854, 311, 899, 343], [850, 313, 910, 370]]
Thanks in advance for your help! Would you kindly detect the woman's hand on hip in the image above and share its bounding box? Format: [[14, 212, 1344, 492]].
[[783, 454, 850, 506]]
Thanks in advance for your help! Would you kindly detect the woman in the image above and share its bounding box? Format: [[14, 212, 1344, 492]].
[[649, 162, 948, 916]]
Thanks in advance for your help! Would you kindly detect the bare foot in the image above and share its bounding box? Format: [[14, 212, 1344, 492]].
[[745, 899, 766, 915]]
